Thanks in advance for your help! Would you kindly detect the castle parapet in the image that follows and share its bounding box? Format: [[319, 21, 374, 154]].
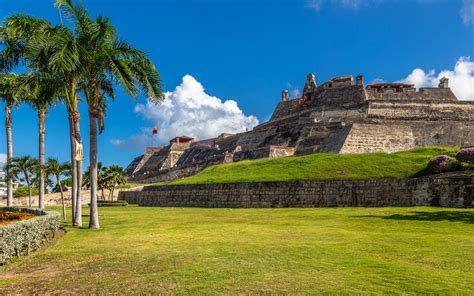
[[366, 79, 457, 101]]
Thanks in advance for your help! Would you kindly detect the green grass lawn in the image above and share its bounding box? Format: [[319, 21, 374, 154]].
[[170, 147, 459, 185], [1, 206, 473, 294]]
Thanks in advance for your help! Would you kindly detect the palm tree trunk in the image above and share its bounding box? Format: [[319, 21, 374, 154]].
[[68, 113, 77, 223], [58, 178, 66, 221], [25, 176, 32, 208], [38, 110, 46, 209], [72, 111, 83, 227], [5, 104, 13, 207], [88, 110, 100, 229]]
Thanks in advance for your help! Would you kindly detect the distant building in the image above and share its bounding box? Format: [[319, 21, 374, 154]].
[[0, 167, 19, 198], [0, 168, 6, 197]]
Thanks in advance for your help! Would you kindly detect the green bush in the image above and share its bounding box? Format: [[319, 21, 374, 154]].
[[13, 186, 39, 198], [92, 200, 128, 207], [0, 207, 60, 265]]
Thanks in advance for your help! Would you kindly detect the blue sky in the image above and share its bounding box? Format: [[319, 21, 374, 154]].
[[1, 0, 473, 168]]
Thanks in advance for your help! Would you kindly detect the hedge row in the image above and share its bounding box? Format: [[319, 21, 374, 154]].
[[0, 207, 60, 265], [89, 200, 128, 207]]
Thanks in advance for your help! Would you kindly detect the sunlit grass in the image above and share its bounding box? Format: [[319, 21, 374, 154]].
[[0, 206, 473, 294], [170, 147, 458, 185]]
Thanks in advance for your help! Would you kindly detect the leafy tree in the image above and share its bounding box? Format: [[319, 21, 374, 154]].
[[103, 165, 127, 200], [18, 72, 64, 209], [1, 16, 54, 208], [13, 185, 39, 198], [8, 156, 38, 208], [83, 162, 106, 199], [56, 0, 163, 229], [0, 74, 22, 207], [13, 14, 84, 226], [46, 158, 71, 221]]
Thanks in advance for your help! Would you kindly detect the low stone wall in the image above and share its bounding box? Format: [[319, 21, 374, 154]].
[[119, 174, 473, 208]]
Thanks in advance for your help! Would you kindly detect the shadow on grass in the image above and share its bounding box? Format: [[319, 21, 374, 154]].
[[354, 211, 474, 224]]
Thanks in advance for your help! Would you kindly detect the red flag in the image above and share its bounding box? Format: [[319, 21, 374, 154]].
[[152, 127, 158, 135]]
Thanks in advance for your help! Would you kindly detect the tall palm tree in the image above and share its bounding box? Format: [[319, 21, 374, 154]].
[[19, 73, 64, 209], [0, 74, 22, 207], [8, 156, 38, 208], [0, 16, 73, 212], [15, 16, 84, 226], [46, 158, 71, 221], [56, 0, 163, 229]]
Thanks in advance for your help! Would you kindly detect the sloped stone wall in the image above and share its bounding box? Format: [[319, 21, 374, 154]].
[[119, 175, 473, 208]]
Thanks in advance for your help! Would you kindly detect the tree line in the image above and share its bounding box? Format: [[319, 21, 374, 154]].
[[7, 156, 126, 221], [0, 0, 163, 229]]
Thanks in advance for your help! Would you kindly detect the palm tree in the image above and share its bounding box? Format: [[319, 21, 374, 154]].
[[56, 0, 163, 229], [46, 158, 71, 221], [0, 74, 23, 207], [103, 165, 127, 200], [19, 73, 64, 209], [14, 16, 84, 226], [0, 15, 82, 215], [8, 156, 38, 208]]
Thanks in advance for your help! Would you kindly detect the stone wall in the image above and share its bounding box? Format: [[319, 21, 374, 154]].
[[339, 124, 415, 154], [119, 174, 473, 208], [367, 101, 474, 121]]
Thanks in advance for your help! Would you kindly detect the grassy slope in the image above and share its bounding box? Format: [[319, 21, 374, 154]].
[[0, 206, 472, 294], [170, 147, 458, 185]]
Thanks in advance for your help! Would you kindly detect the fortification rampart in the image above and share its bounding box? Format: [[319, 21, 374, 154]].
[[120, 174, 473, 208], [367, 101, 474, 121], [126, 72, 474, 184]]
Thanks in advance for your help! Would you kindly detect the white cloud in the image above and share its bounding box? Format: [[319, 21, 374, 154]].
[[461, 0, 474, 25], [399, 57, 474, 101], [0, 153, 6, 166], [370, 78, 386, 84], [305, 0, 323, 11], [401, 68, 437, 88], [110, 135, 150, 150], [305, 0, 381, 11], [285, 82, 301, 99], [112, 75, 259, 150]]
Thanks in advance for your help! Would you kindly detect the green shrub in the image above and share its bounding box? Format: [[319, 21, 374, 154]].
[[94, 200, 128, 207], [0, 207, 60, 265], [13, 186, 39, 198]]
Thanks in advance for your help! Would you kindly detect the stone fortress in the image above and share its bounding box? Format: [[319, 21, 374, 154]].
[[126, 73, 474, 184]]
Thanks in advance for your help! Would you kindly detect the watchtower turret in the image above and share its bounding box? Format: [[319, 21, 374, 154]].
[[281, 89, 289, 101], [303, 73, 317, 98], [439, 77, 449, 89]]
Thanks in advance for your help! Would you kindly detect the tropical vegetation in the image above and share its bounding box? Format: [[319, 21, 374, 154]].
[[0, 207, 60, 265], [7, 156, 38, 207], [0, 0, 162, 229], [83, 163, 127, 200], [45, 158, 71, 220]]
